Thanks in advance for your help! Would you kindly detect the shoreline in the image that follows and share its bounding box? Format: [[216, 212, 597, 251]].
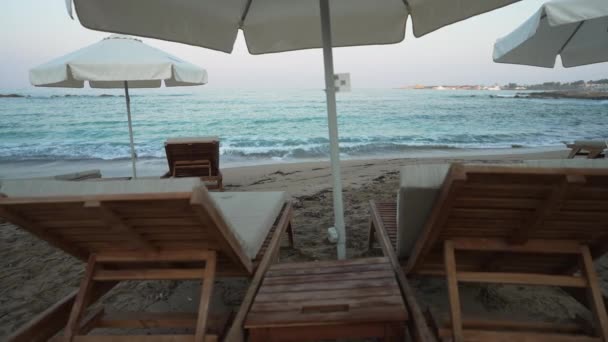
[[0, 146, 568, 179]]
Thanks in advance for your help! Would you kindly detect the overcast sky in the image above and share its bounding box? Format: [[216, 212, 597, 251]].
[[1, 0, 606, 89]]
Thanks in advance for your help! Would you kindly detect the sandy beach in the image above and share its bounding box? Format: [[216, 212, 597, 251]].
[[0, 147, 601, 337]]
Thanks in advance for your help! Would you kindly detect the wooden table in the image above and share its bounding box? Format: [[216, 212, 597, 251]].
[[245, 257, 408, 341]]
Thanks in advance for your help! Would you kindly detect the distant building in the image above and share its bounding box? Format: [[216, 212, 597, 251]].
[[484, 85, 501, 91]]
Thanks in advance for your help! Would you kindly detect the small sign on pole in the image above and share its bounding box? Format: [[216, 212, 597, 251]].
[[334, 73, 351, 92]]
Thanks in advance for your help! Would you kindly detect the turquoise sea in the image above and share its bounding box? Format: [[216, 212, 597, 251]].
[[0, 88, 606, 167]]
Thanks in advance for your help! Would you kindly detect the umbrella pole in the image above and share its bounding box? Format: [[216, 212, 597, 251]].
[[320, 0, 346, 260], [124, 81, 137, 178]]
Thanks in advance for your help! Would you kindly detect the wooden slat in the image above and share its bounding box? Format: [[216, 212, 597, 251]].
[[0, 206, 88, 260], [451, 238, 582, 254], [444, 241, 464, 342], [369, 200, 436, 342], [126, 217, 201, 227], [269, 256, 389, 271], [77, 307, 105, 335], [195, 251, 216, 342], [265, 261, 391, 278], [509, 179, 570, 244], [457, 271, 587, 287], [96, 312, 227, 331], [72, 335, 217, 342], [248, 322, 404, 342], [581, 245, 608, 338], [0, 192, 192, 205], [436, 317, 590, 335], [262, 269, 393, 285], [93, 268, 205, 281], [252, 286, 402, 303], [250, 295, 405, 313], [224, 202, 293, 342], [461, 329, 600, 342], [95, 250, 215, 263], [407, 165, 608, 274], [257, 278, 396, 294], [246, 304, 406, 328], [8, 283, 116, 342], [98, 312, 197, 329], [84, 201, 155, 250], [64, 255, 98, 341]]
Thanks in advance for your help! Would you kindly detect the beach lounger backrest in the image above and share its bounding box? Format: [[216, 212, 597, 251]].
[[405, 164, 608, 275], [0, 179, 253, 275], [165, 137, 220, 177]]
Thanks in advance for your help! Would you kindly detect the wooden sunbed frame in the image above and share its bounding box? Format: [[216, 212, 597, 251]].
[[567, 142, 606, 159], [2, 186, 294, 342], [369, 164, 608, 342], [164, 139, 223, 190]]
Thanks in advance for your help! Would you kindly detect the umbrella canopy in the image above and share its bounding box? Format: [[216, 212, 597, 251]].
[[31, 34, 207, 87], [30, 35, 208, 178], [67, 0, 518, 54], [493, 0, 608, 67], [66, 0, 520, 259]]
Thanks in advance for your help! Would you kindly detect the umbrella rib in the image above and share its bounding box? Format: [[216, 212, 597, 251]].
[[557, 21, 584, 55], [239, 0, 253, 28]]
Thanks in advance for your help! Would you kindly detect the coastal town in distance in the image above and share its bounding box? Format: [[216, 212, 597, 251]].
[[399, 78, 608, 99]]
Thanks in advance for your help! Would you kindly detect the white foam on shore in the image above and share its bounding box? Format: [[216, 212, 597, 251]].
[[0, 146, 570, 180]]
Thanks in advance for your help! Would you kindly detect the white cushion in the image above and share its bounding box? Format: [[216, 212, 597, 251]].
[[0, 178, 203, 197], [397, 164, 450, 258], [396, 159, 608, 258], [165, 136, 219, 145], [211, 191, 287, 259], [572, 140, 607, 148]]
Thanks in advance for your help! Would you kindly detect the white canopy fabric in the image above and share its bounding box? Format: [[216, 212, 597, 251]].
[[493, 0, 608, 68], [67, 0, 518, 54], [30, 35, 208, 88]]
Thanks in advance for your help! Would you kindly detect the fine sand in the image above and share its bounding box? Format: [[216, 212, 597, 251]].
[[1, 148, 603, 337]]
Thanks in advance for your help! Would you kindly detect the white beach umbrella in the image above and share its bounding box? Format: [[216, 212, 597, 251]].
[[494, 0, 608, 67], [66, 0, 520, 259], [30, 35, 208, 178]]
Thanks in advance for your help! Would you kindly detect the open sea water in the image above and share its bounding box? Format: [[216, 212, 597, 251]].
[[0, 88, 606, 165]]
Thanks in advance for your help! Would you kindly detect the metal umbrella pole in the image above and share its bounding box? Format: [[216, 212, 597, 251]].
[[124, 81, 138, 178], [320, 0, 346, 260]]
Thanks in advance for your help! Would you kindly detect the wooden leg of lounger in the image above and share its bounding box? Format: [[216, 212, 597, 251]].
[[581, 246, 608, 339], [64, 255, 97, 342], [368, 218, 376, 250], [568, 147, 581, 159], [286, 223, 295, 248], [444, 241, 463, 342], [195, 251, 217, 342], [588, 149, 604, 159]]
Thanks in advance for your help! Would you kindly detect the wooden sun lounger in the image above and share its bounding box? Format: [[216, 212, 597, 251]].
[[567, 141, 607, 159], [369, 164, 608, 342], [164, 137, 223, 190], [1, 182, 294, 342]]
